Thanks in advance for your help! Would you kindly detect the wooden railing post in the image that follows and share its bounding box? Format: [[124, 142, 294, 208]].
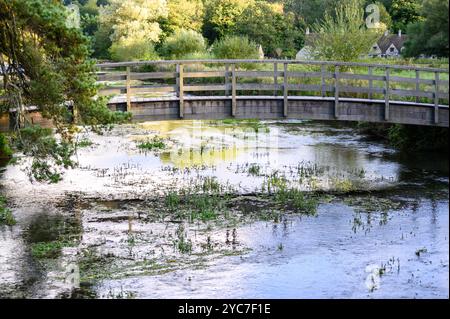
[[368, 66, 373, 100], [176, 64, 184, 118], [321, 64, 326, 97], [434, 71, 440, 124], [334, 65, 339, 119], [274, 62, 278, 96], [415, 70, 420, 103], [231, 64, 237, 117], [225, 64, 230, 96], [126, 66, 131, 112], [283, 63, 288, 117], [385, 68, 390, 121]]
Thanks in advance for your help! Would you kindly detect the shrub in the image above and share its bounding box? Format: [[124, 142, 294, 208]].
[[0, 133, 12, 158], [110, 39, 159, 62], [161, 29, 207, 59], [177, 51, 214, 60], [211, 35, 259, 60]]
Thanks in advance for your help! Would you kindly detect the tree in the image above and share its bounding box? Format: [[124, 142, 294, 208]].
[[403, 0, 449, 57], [389, 0, 423, 32], [233, 2, 303, 58], [311, 0, 383, 62], [99, 0, 168, 60], [0, 0, 128, 182], [202, 0, 252, 43], [283, 0, 340, 27], [162, 0, 204, 34]]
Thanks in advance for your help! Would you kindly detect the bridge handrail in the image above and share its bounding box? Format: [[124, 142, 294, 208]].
[[94, 59, 449, 124], [96, 59, 449, 73]]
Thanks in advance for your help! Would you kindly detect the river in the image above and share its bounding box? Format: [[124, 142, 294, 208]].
[[0, 120, 448, 298]]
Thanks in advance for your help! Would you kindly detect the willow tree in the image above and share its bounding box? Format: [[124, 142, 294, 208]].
[[0, 0, 128, 182]]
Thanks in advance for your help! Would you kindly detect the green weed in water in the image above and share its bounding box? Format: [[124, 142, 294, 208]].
[[137, 136, 166, 151], [77, 138, 93, 148], [31, 240, 74, 259], [0, 196, 16, 226], [247, 163, 261, 176]]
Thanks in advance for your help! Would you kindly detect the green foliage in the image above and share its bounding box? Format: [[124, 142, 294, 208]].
[[110, 40, 159, 61], [77, 138, 93, 148], [165, 191, 181, 211], [359, 122, 449, 152], [247, 164, 261, 176], [161, 0, 204, 35], [160, 29, 207, 59], [13, 126, 76, 183], [311, 0, 382, 62], [263, 172, 319, 214], [92, 23, 113, 59], [31, 241, 66, 259], [0, 133, 12, 158], [99, 0, 167, 60], [211, 35, 259, 60], [390, 0, 423, 32], [202, 0, 252, 42], [137, 136, 166, 151], [403, 0, 449, 58], [174, 224, 192, 254], [284, 0, 340, 26], [387, 124, 449, 152], [0, 196, 16, 226], [233, 2, 302, 58]]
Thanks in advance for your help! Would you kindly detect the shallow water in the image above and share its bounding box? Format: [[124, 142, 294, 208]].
[[0, 120, 448, 299]]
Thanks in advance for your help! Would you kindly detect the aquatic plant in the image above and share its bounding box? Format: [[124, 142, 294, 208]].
[[331, 178, 356, 193], [137, 136, 166, 151], [188, 193, 221, 222], [0, 196, 16, 226], [31, 240, 70, 259], [165, 191, 181, 211], [77, 138, 93, 148], [174, 224, 192, 254], [247, 163, 261, 176], [201, 176, 222, 193]]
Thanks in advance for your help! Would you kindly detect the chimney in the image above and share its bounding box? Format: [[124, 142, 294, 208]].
[[398, 29, 402, 37], [306, 27, 310, 35], [384, 30, 389, 36]]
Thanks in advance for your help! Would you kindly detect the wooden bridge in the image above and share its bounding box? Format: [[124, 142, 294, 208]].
[[1, 59, 449, 130], [97, 59, 449, 127]]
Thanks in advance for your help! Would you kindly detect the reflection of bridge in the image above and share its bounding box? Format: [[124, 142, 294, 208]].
[[1, 60, 448, 131], [97, 60, 449, 127]]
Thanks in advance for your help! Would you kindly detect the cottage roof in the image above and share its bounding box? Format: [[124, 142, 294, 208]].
[[302, 31, 408, 53], [377, 34, 408, 52]]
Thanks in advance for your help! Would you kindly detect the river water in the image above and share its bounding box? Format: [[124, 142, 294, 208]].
[[0, 120, 448, 299]]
